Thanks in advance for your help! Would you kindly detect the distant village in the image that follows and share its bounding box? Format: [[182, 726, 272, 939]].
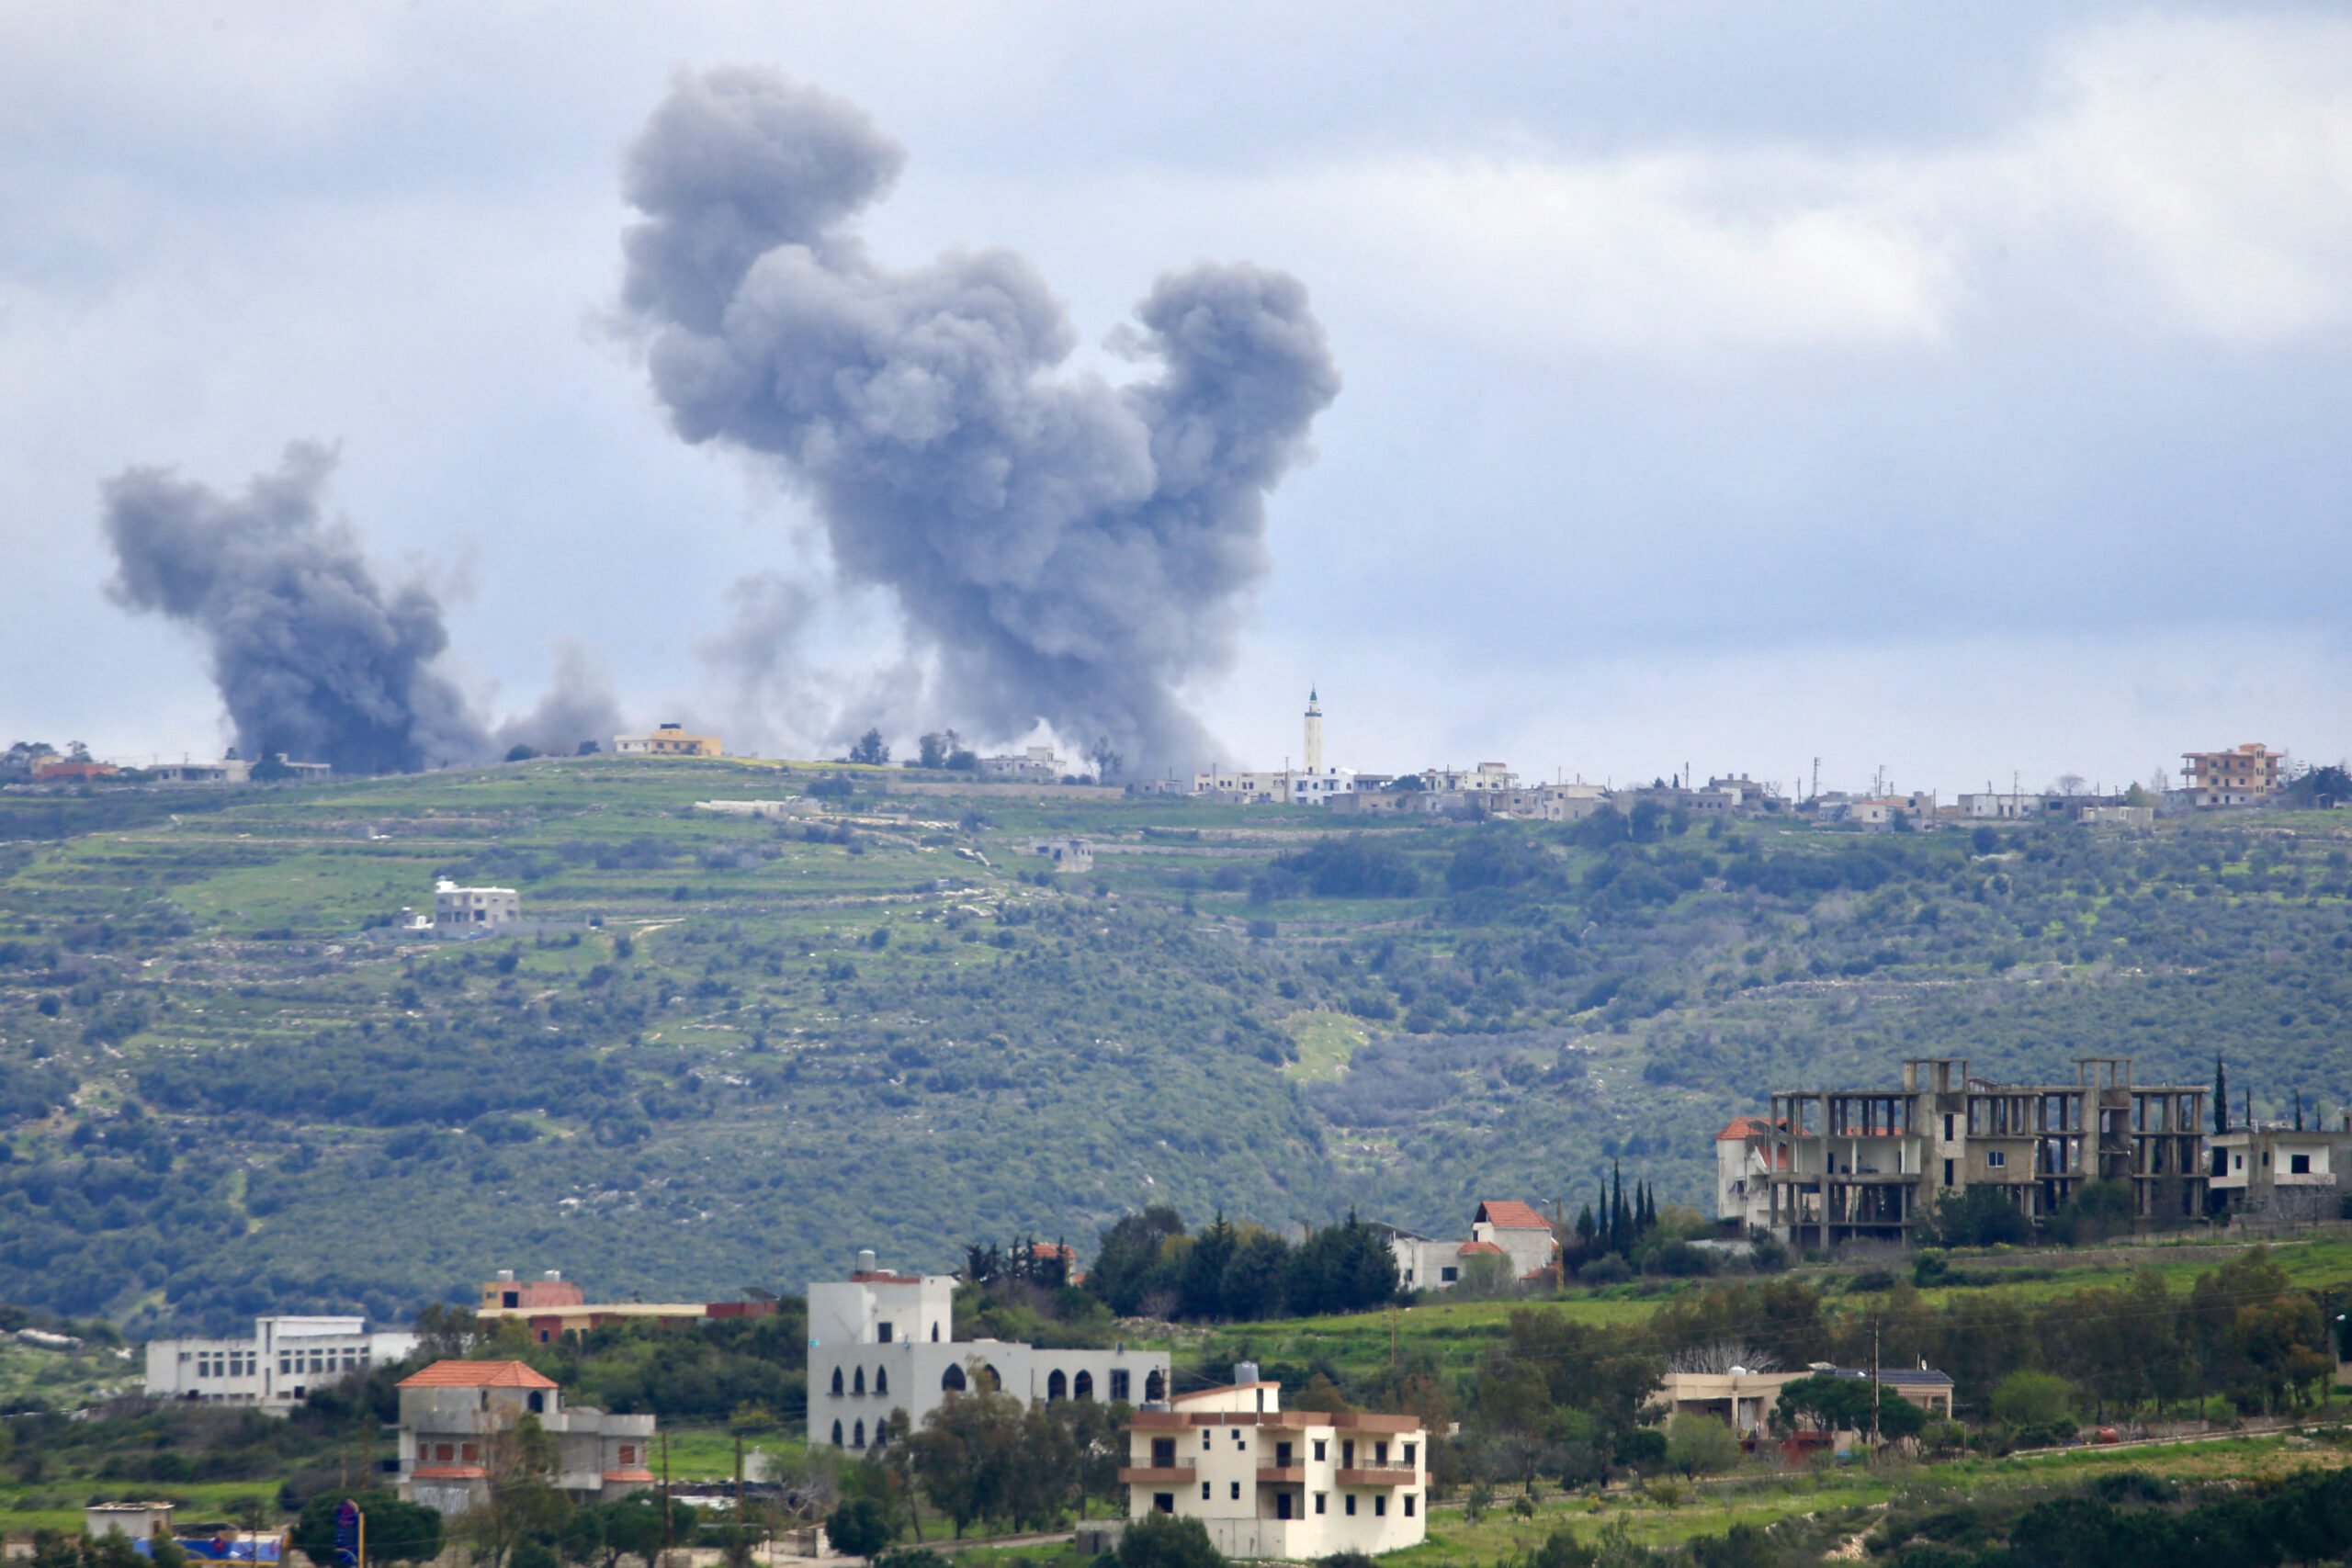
[[3, 699, 2337, 828]]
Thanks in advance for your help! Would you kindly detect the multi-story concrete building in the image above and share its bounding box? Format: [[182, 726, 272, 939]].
[[395, 1360, 654, 1516], [1381, 1202, 1556, 1292], [433, 878, 520, 934], [474, 1269, 777, 1344], [1122, 1377, 1426, 1559], [1760, 1057, 2207, 1247], [613, 723, 721, 758], [2181, 743, 2285, 807], [978, 745, 1062, 782], [144, 1315, 420, 1412], [806, 1253, 1169, 1454]]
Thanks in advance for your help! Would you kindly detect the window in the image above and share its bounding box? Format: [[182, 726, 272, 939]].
[[1404, 1495, 1416, 1517], [1155, 1495, 1174, 1516], [1230, 1483, 1241, 1501], [1402, 1269, 1414, 1282], [853, 1367, 865, 1395], [1110, 1370, 1130, 1402], [2235, 1155, 2245, 1170], [1439, 1266, 1458, 1282], [876, 1368, 888, 1395], [854, 1420, 865, 1448], [1944, 1159, 1954, 1186], [1276, 1494, 1293, 1521], [1047, 1370, 1067, 1402], [1943, 1113, 1954, 1141], [2291, 1155, 2312, 1175], [1342, 1441, 1355, 1468], [1345, 1495, 1357, 1517], [1986, 1150, 2007, 1169], [942, 1364, 967, 1392], [831, 1368, 845, 1396], [1200, 1483, 1210, 1500], [1202, 1430, 1212, 1450], [1313, 1440, 1327, 1462], [1314, 1495, 1326, 1516], [528, 1391, 545, 1414], [1374, 1496, 1386, 1517], [1152, 1439, 1176, 1467], [831, 1421, 843, 1447], [435, 1444, 455, 1462], [931, 1322, 940, 1341], [460, 1444, 479, 1463], [1075, 1371, 1094, 1401], [1374, 1442, 1388, 1466], [1402, 1443, 1416, 1467], [877, 1322, 892, 1343], [1275, 1443, 1294, 1467], [1231, 1428, 1245, 1448], [619, 1446, 636, 1466]]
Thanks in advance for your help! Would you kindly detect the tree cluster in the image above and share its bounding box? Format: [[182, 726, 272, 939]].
[[1082, 1208, 1400, 1323]]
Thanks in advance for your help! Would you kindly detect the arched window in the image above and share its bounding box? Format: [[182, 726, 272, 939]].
[[854, 1366, 865, 1396], [875, 1366, 888, 1395], [931, 1322, 940, 1341], [1046, 1369, 1067, 1403], [1145, 1370, 1166, 1402], [831, 1420, 843, 1447], [527, 1391, 545, 1414], [942, 1363, 967, 1393], [831, 1367, 844, 1396], [854, 1419, 865, 1448], [1074, 1371, 1094, 1402], [979, 1363, 1001, 1393]]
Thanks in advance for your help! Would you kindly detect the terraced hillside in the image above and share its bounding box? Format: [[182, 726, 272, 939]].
[[0, 757, 2346, 1334]]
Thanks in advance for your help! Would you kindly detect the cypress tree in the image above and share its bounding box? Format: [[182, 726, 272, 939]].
[[2214, 1055, 2229, 1134], [1609, 1163, 1628, 1254]]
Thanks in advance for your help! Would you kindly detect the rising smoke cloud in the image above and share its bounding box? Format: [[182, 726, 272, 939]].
[[101, 442, 620, 773], [618, 68, 1341, 773]]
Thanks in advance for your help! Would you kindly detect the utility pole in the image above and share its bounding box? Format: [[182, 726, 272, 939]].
[[662, 1431, 673, 1565], [1811, 758, 1821, 803], [1871, 1315, 1883, 1452]]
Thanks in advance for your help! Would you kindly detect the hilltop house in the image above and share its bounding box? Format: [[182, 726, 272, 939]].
[[1122, 1376, 1426, 1559], [474, 1269, 776, 1343], [1381, 1201, 1556, 1292]]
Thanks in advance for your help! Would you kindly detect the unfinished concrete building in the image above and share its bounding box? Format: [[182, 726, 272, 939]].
[[1763, 1057, 2207, 1247]]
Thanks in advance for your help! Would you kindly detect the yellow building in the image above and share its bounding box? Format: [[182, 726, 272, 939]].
[[614, 723, 721, 758], [2181, 742, 2282, 807]]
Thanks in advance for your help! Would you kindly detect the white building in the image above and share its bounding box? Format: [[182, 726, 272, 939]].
[[434, 878, 520, 934], [1715, 1117, 1779, 1234], [978, 746, 1062, 782], [1026, 838, 1095, 874], [1381, 1201, 1555, 1292], [1958, 792, 2047, 819], [144, 1315, 420, 1413], [806, 1253, 1170, 1453], [1123, 1378, 1426, 1559]]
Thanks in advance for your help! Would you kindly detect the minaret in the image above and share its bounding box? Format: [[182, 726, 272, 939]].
[[1303, 689, 1324, 775]]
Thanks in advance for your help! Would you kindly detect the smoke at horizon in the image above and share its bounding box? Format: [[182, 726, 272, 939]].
[[101, 443, 619, 773], [618, 67, 1340, 775]]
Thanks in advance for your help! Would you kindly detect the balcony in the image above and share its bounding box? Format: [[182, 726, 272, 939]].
[[1256, 1466, 1305, 1484], [1117, 1463, 1194, 1483], [1337, 1468, 1417, 1487]]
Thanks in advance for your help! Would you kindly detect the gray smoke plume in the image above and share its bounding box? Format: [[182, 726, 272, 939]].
[[102, 442, 489, 773], [619, 68, 1341, 773]]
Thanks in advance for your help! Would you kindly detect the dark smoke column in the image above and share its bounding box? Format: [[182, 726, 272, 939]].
[[618, 68, 1340, 773], [102, 443, 486, 774]]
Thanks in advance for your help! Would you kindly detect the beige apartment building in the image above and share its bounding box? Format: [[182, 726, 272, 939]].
[[2180, 743, 2284, 807], [1124, 1378, 1425, 1559], [1762, 1057, 2207, 1247]]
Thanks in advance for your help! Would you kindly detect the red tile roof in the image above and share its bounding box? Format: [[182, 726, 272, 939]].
[[397, 1359, 558, 1390], [1717, 1116, 1774, 1141], [1457, 1240, 1505, 1255], [1474, 1201, 1551, 1231]]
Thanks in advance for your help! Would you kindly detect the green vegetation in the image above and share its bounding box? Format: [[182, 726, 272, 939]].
[[1, 758, 2349, 1337]]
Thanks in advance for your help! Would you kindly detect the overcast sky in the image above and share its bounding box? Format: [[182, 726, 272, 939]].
[[4, 3, 2347, 797]]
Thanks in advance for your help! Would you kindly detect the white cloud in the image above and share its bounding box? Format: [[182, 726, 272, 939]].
[[1182, 14, 2352, 356]]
